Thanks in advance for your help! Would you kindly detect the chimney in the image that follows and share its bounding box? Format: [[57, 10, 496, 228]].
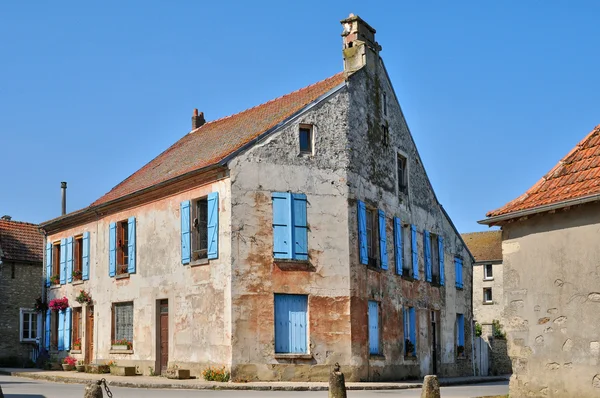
[[340, 14, 381, 75], [192, 109, 205, 129], [1, 215, 11, 221], [61, 182, 67, 216]]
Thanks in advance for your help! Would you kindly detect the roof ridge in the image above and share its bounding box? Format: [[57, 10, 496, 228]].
[[0, 219, 40, 227]]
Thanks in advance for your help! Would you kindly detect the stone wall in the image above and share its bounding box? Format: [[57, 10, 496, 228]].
[[489, 339, 511, 375], [0, 261, 42, 363]]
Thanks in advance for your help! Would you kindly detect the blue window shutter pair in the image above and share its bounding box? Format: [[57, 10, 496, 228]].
[[411, 225, 418, 279], [455, 257, 463, 288], [66, 237, 74, 283], [272, 193, 308, 260], [394, 218, 403, 275], [438, 237, 445, 286], [82, 232, 90, 280], [409, 307, 416, 355], [378, 210, 388, 270], [128, 217, 136, 273], [45, 243, 52, 287], [368, 301, 379, 354], [64, 308, 72, 351], [180, 192, 219, 264], [424, 231, 432, 282], [357, 201, 368, 265], [180, 201, 191, 265], [44, 310, 51, 349], [274, 294, 307, 353], [109, 222, 117, 277], [59, 238, 67, 284], [57, 310, 64, 351]]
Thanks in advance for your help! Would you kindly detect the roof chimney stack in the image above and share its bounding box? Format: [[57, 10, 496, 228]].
[[1, 215, 11, 221], [192, 109, 206, 129], [340, 14, 381, 76], [61, 181, 67, 216]]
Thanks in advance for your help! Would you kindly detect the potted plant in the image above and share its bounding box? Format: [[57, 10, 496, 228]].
[[112, 339, 132, 350], [49, 297, 69, 312], [76, 360, 86, 372], [457, 345, 465, 357], [72, 270, 82, 281], [75, 290, 92, 305], [33, 297, 48, 313], [50, 274, 60, 285], [72, 338, 82, 351], [62, 356, 77, 371]]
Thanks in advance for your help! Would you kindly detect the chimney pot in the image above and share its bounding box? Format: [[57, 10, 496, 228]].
[[1, 215, 12, 221], [192, 110, 206, 130], [61, 181, 67, 216]]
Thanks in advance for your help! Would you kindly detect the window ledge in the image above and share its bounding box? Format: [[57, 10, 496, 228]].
[[369, 354, 385, 360], [483, 301, 494, 305], [72, 280, 84, 286], [456, 286, 464, 290], [404, 355, 418, 361], [110, 349, 134, 354], [274, 353, 312, 360], [274, 259, 314, 271], [20, 340, 36, 344], [190, 258, 210, 267], [483, 278, 494, 281], [116, 273, 130, 280], [70, 350, 82, 354], [49, 285, 61, 290], [401, 275, 415, 281]]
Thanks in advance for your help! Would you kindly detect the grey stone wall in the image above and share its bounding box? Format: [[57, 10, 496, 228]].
[[489, 339, 511, 375], [0, 261, 43, 362]]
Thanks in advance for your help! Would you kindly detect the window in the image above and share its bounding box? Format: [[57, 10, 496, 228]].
[[20, 309, 38, 342], [397, 154, 407, 194], [72, 308, 82, 349], [52, 242, 60, 283], [484, 288, 493, 304], [73, 236, 83, 281], [117, 221, 129, 274], [109, 218, 136, 276], [403, 225, 412, 276], [364, 208, 379, 267], [358, 202, 387, 269], [192, 198, 209, 260], [299, 125, 313, 154], [368, 301, 380, 355], [383, 92, 387, 116], [456, 314, 465, 358], [455, 257, 463, 289], [181, 193, 219, 265], [484, 264, 493, 280], [272, 193, 308, 261], [113, 302, 134, 346], [274, 294, 307, 353], [382, 124, 390, 146], [428, 233, 443, 285], [404, 307, 416, 357]]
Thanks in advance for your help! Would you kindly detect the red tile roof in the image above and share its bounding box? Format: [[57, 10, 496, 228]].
[[488, 124, 600, 218], [461, 231, 502, 262], [0, 219, 44, 264], [91, 73, 346, 206]]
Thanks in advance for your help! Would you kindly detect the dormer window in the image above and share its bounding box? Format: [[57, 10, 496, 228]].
[[299, 125, 313, 155]]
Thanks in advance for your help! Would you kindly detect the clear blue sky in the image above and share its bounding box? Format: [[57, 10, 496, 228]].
[[2, 1, 599, 233]]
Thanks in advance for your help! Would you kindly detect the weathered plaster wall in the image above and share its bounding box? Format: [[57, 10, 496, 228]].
[[228, 87, 354, 381], [0, 262, 42, 362], [473, 262, 504, 325], [345, 63, 474, 380], [46, 178, 232, 376], [502, 202, 600, 397]]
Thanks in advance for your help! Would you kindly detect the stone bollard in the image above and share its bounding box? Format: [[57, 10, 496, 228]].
[[420, 375, 441, 398], [329, 362, 347, 398], [0, 384, 4, 398], [83, 381, 103, 398]]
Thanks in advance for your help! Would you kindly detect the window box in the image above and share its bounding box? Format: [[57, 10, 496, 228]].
[[111, 345, 129, 351], [190, 258, 210, 267], [109, 349, 134, 355], [116, 273, 130, 280], [274, 259, 313, 271]]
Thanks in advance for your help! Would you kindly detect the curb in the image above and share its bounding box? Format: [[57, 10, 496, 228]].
[[5, 371, 509, 391]]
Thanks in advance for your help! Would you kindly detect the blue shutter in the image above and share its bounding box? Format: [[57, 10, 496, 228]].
[[411, 225, 418, 279], [378, 210, 388, 270], [57, 310, 64, 351], [403, 308, 409, 345], [424, 231, 432, 282], [457, 314, 465, 346], [45, 242, 52, 287], [292, 194, 308, 260], [272, 193, 291, 259], [394, 218, 403, 275], [82, 232, 90, 281], [64, 307, 72, 351], [127, 217, 136, 274], [207, 192, 219, 260], [109, 222, 116, 277], [66, 237, 74, 283], [180, 201, 191, 265], [455, 257, 463, 288], [59, 238, 67, 284], [409, 307, 416, 355], [44, 310, 51, 349], [368, 301, 379, 354], [274, 294, 307, 353], [438, 237, 445, 286], [358, 201, 368, 265]]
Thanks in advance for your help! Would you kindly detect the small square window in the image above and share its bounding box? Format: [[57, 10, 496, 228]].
[[484, 264, 493, 280], [20, 309, 38, 342], [299, 126, 313, 154], [484, 288, 493, 304], [397, 154, 408, 194], [112, 302, 134, 348]]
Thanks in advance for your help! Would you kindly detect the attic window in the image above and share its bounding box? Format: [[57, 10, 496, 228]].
[[383, 92, 387, 116], [299, 125, 313, 155], [382, 124, 390, 146]]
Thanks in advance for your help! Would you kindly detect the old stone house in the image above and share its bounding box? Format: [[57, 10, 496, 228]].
[[0, 216, 44, 364], [40, 14, 474, 381], [480, 124, 600, 396]]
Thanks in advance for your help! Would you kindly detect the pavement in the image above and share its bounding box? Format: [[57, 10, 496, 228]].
[[0, 368, 509, 391]]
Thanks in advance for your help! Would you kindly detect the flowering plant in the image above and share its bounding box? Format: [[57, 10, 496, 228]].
[[49, 297, 69, 311], [72, 270, 82, 280], [106, 360, 118, 367], [73, 338, 82, 350], [75, 290, 92, 305], [63, 356, 77, 366], [112, 339, 132, 349], [50, 274, 60, 285]]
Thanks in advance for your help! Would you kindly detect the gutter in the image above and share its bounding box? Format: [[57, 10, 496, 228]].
[[479, 192, 600, 225]]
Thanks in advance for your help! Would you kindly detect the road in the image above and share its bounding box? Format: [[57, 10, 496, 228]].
[[0, 375, 508, 398]]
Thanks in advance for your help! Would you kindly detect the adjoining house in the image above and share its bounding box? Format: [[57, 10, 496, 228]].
[[462, 230, 511, 376], [0, 216, 44, 365], [480, 124, 600, 397], [40, 14, 474, 381]]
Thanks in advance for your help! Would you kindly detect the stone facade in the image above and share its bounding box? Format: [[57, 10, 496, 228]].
[[472, 261, 503, 327], [42, 15, 474, 381]]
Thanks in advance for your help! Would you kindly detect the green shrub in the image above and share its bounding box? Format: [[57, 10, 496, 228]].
[[202, 366, 230, 382], [492, 319, 506, 340], [475, 322, 482, 337]]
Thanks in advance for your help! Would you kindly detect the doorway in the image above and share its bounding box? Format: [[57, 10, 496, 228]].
[[157, 300, 169, 374], [84, 306, 94, 364]]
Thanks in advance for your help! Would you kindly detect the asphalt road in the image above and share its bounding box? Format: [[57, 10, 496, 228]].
[[0, 375, 508, 398]]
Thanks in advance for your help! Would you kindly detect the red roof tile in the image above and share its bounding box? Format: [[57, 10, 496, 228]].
[[461, 231, 502, 262], [0, 219, 44, 263], [488, 124, 600, 218], [91, 73, 346, 206]]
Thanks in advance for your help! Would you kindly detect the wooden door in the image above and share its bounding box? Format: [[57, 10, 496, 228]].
[[84, 306, 94, 364], [159, 300, 169, 374]]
